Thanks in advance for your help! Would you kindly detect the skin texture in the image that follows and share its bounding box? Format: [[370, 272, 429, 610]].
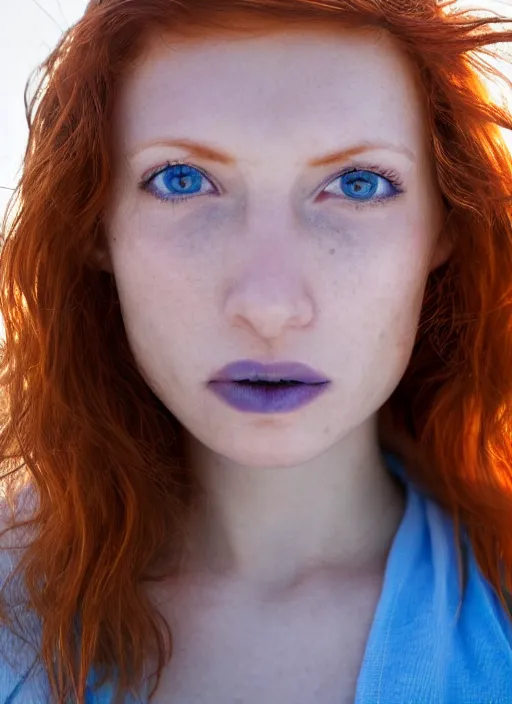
[[96, 25, 449, 594]]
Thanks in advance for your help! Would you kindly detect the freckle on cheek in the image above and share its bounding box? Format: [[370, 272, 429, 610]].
[[329, 248, 336, 255]]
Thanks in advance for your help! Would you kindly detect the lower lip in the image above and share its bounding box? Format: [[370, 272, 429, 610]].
[[207, 381, 330, 413]]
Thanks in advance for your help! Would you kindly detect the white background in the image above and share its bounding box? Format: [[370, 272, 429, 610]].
[[1, 0, 512, 340], [1, 1, 88, 219]]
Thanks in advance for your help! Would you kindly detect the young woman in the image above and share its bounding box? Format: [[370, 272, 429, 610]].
[[1, 0, 512, 702]]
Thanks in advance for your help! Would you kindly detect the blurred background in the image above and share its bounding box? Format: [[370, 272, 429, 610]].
[[1, 0, 512, 342]]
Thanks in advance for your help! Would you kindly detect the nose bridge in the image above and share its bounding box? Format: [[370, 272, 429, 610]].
[[251, 239, 296, 282], [237, 224, 305, 295], [223, 228, 315, 339]]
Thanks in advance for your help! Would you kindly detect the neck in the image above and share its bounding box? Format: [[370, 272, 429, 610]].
[[179, 419, 406, 593]]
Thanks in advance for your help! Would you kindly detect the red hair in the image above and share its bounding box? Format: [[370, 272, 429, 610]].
[[1, 0, 512, 702]]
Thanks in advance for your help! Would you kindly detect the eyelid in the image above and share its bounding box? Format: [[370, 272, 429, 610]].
[[140, 160, 221, 190], [317, 162, 404, 193], [139, 160, 405, 200]]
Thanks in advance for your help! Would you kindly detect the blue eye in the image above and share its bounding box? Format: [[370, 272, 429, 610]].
[[141, 163, 216, 203], [324, 169, 400, 202], [140, 163, 402, 205]]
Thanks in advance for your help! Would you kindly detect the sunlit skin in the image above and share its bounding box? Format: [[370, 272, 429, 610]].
[[96, 24, 449, 597]]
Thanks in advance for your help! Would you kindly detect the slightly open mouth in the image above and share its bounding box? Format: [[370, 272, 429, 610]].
[[235, 380, 304, 387], [209, 375, 330, 412]]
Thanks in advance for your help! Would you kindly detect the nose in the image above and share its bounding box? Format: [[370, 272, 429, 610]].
[[223, 250, 315, 341]]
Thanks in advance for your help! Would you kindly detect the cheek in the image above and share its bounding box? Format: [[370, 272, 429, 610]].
[[106, 210, 221, 380], [113, 254, 213, 347], [324, 207, 435, 305], [322, 210, 434, 377], [323, 280, 426, 421], [108, 200, 215, 288], [358, 233, 432, 347]]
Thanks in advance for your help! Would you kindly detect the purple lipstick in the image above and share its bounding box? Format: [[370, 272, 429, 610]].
[[208, 359, 331, 413]]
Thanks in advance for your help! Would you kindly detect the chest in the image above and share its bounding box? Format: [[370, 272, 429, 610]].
[[146, 575, 383, 704]]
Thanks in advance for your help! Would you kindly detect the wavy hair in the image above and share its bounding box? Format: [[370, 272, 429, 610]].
[[1, 0, 512, 702]]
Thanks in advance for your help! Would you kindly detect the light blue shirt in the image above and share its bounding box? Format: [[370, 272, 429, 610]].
[[2, 453, 512, 702]]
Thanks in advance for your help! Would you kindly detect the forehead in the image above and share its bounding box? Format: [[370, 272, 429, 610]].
[[113, 26, 428, 158]]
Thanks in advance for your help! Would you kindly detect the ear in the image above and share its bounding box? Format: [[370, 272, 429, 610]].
[[90, 244, 114, 274], [428, 197, 454, 271], [429, 230, 453, 271]]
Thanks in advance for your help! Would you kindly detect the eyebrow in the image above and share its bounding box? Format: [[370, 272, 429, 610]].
[[128, 138, 415, 165]]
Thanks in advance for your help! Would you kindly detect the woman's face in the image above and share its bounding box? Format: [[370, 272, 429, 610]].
[[101, 24, 447, 468]]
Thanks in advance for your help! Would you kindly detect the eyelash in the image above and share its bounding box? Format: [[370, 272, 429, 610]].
[[138, 160, 405, 207]]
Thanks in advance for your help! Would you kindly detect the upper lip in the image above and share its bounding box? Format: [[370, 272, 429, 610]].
[[209, 359, 330, 384]]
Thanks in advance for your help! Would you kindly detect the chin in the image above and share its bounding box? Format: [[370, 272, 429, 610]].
[[214, 431, 328, 469]]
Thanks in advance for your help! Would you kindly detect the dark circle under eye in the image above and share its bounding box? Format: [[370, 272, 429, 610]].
[[162, 164, 203, 195], [340, 171, 379, 200]]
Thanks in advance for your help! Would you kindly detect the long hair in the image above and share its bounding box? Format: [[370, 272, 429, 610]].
[[1, 0, 512, 702]]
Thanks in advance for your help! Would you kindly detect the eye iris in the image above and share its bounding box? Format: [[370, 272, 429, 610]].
[[341, 171, 379, 200], [163, 164, 203, 195]]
